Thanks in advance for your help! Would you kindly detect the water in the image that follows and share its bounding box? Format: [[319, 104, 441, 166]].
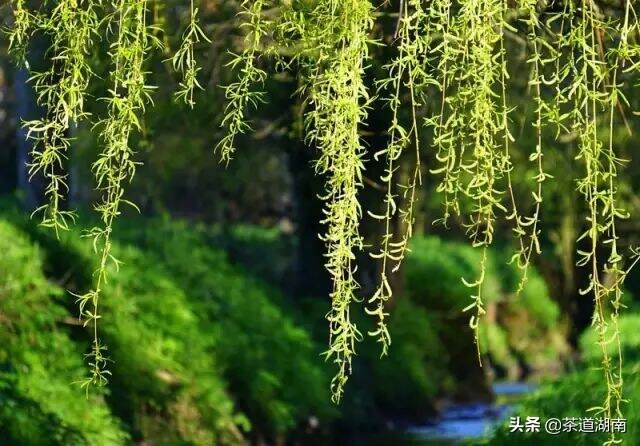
[[405, 382, 536, 445], [312, 382, 535, 446]]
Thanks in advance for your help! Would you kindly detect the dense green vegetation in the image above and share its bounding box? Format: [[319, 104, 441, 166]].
[[0, 220, 127, 444], [3, 0, 640, 444], [480, 313, 640, 445], [0, 203, 569, 444], [407, 237, 567, 382], [7, 1, 640, 415], [0, 208, 329, 444]]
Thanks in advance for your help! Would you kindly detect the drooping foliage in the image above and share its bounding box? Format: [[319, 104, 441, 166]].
[[21, 0, 99, 233], [7, 0, 640, 431], [172, 0, 210, 108], [77, 0, 160, 392]]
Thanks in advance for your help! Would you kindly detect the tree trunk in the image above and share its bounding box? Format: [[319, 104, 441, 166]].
[[288, 136, 332, 298], [0, 65, 17, 194], [14, 67, 40, 209]]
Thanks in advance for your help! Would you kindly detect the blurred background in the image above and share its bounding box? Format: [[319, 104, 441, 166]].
[[1, 1, 640, 445]]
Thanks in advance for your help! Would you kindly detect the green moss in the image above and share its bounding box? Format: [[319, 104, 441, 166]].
[[0, 219, 127, 446], [111, 217, 335, 435]]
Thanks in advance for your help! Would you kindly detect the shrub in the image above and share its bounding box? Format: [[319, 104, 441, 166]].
[[406, 236, 567, 381], [479, 312, 640, 445], [99, 244, 245, 445], [580, 313, 640, 364], [370, 299, 451, 419], [111, 217, 334, 437], [479, 364, 640, 445], [0, 219, 127, 446], [0, 202, 331, 443]]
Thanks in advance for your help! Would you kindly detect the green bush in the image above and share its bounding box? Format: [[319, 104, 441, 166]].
[[110, 217, 334, 436], [371, 299, 452, 419], [0, 205, 332, 443], [0, 219, 127, 446], [100, 244, 245, 445], [406, 236, 502, 311], [479, 364, 640, 445], [479, 311, 640, 445], [406, 236, 567, 381], [580, 313, 640, 364], [212, 223, 295, 289]]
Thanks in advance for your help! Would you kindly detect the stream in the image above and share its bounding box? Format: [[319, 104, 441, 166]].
[[405, 382, 537, 445], [317, 382, 536, 446]]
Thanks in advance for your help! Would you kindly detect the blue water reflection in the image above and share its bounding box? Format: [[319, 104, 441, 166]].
[[407, 382, 536, 443]]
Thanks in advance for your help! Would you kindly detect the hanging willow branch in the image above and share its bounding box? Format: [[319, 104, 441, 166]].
[[428, 0, 459, 225], [566, 1, 622, 432], [75, 0, 158, 390], [510, 0, 551, 291], [450, 0, 511, 364], [595, 0, 636, 437], [24, 0, 101, 235], [7, 0, 33, 65], [368, 0, 430, 358], [172, 0, 210, 108], [300, 0, 374, 404], [215, 0, 268, 164]]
